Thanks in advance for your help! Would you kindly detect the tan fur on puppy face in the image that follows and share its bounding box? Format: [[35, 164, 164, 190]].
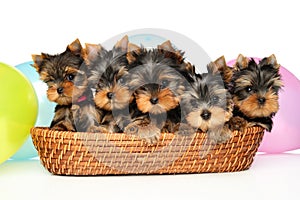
[[186, 107, 231, 132], [135, 87, 179, 114], [47, 82, 73, 105], [94, 84, 133, 111], [44, 67, 87, 105], [232, 56, 283, 118], [93, 65, 133, 111], [233, 90, 279, 118], [31, 39, 84, 105]]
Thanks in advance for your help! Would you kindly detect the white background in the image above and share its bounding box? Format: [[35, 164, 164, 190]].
[[0, 0, 300, 80], [0, 0, 300, 200]]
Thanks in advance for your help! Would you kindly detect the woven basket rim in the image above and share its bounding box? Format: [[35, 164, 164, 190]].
[[30, 126, 265, 175], [31, 126, 265, 136]]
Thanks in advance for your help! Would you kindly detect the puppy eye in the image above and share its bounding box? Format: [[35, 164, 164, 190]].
[[211, 96, 219, 103], [66, 74, 75, 81], [97, 81, 105, 88], [271, 86, 279, 92], [246, 86, 253, 93], [160, 80, 169, 89], [118, 77, 125, 85], [191, 99, 198, 108], [140, 86, 147, 91]]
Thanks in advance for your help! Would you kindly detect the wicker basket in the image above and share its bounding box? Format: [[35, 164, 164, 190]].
[[30, 126, 264, 175]]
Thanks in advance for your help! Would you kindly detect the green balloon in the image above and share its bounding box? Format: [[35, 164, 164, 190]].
[[0, 62, 38, 164]]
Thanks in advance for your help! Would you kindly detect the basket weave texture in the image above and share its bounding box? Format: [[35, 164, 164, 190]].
[[30, 126, 264, 175]]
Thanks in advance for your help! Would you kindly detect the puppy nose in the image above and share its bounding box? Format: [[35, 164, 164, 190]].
[[57, 87, 64, 94], [201, 110, 211, 120], [258, 97, 266, 105], [150, 97, 159, 105], [107, 92, 114, 99]]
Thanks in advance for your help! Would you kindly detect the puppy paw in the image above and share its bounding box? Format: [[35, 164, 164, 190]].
[[51, 126, 67, 131], [125, 123, 161, 144], [228, 116, 248, 132], [138, 124, 161, 145], [51, 123, 76, 132], [124, 123, 139, 135], [174, 123, 196, 136], [87, 125, 109, 133], [207, 127, 233, 144]]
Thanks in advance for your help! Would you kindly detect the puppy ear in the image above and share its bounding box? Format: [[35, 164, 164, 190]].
[[67, 38, 83, 56], [158, 40, 185, 64], [158, 40, 175, 52], [126, 43, 141, 64], [267, 54, 280, 69], [214, 56, 226, 70], [207, 62, 219, 75], [31, 54, 46, 72], [83, 43, 103, 65], [114, 35, 129, 52], [128, 43, 140, 52], [234, 54, 249, 70], [213, 56, 233, 83]]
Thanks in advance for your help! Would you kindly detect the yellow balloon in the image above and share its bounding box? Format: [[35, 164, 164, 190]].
[[0, 62, 38, 164]]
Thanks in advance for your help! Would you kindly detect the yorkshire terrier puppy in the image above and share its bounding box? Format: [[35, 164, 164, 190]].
[[180, 57, 234, 144], [31, 39, 85, 131], [86, 35, 135, 133], [229, 54, 283, 132], [70, 43, 107, 133], [124, 41, 194, 144]]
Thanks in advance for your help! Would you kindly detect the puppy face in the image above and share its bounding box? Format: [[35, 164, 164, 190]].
[[87, 36, 133, 111], [133, 67, 183, 115], [183, 71, 233, 132], [127, 47, 189, 115], [31, 39, 86, 105], [94, 64, 132, 111], [232, 54, 283, 118]]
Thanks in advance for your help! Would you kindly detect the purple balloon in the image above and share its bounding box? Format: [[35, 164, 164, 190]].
[[227, 58, 300, 153]]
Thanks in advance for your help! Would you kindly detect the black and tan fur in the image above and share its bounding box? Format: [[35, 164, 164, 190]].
[[86, 36, 135, 133], [229, 54, 283, 131], [31, 39, 84, 131], [124, 41, 194, 144], [180, 57, 234, 144]]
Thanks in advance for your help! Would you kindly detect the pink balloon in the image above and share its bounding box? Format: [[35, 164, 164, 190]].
[[227, 58, 300, 153]]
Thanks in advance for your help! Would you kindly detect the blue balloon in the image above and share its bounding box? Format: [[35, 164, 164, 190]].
[[128, 34, 166, 47], [11, 61, 56, 160]]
